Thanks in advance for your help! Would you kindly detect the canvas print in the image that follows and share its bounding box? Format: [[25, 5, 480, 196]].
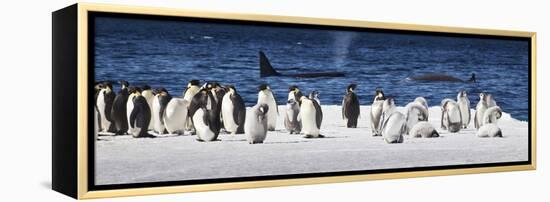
[[92, 16, 530, 186]]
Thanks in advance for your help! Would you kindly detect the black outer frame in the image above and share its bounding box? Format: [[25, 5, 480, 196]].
[[52, 4, 78, 199], [51, 4, 533, 199]]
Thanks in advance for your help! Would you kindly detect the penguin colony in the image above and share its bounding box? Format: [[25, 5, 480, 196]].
[[95, 80, 504, 144]]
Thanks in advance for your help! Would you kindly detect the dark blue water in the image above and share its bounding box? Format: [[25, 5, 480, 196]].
[[94, 17, 530, 121]]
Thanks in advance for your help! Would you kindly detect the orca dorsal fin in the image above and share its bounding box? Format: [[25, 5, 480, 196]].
[[259, 51, 280, 77]]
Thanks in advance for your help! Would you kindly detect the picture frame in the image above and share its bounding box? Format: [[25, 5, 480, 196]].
[[52, 3, 536, 199]]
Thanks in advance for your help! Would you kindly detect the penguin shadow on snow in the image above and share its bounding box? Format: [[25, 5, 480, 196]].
[[195, 138, 221, 142], [262, 140, 312, 144], [221, 138, 248, 142], [151, 132, 182, 138], [303, 135, 350, 139]]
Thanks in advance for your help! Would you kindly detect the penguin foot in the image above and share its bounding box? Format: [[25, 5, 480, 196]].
[[114, 131, 126, 136], [136, 133, 156, 138], [303, 134, 323, 138]]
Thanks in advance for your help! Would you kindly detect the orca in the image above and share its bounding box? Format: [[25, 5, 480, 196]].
[[407, 73, 476, 83], [259, 51, 345, 78]]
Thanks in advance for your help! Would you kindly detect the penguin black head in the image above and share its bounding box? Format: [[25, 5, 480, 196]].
[[211, 82, 222, 88], [128, 86, 142, 94], [258, 84, 270, 91], [155, 88, 169, 96], [102, 81, 113, 90], [479, 92, 487, 102], [385, 96, 395, 105], [204, 82, 222, 91], [431, 130, 440, 138], [258, 104, 269, 115], [289, 85, 300, 92], [188, 79, 200, 87], [206, 82, 215, 90], [118, 80, 129, 89], [142, 85, 152, 91], [309, 90, 319, 98], [225, 85, 237, 93], [347, 84, 357, 93], [458, 90, 467, 98], [494, 106, 503, 119], [374, 88, 385, 101], [94, 82, 104, 90]]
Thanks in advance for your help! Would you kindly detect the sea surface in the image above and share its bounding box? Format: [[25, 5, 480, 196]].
[[94, 17, 530, 121]]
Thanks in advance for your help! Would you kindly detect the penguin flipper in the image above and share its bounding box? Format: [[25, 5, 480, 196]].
[[342, 96, 347, 120], [468, 107, 471, 126], [129, 103, 140, 128], [188, 92, 205, 118], [313, 99, 323, 129], [272, 91, 279, 114], [158, 95, 172, 125], [232, 93, 246, 127], [474, 112, 478, 129]]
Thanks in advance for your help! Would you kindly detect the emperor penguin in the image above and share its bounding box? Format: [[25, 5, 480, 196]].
[[163, 96, 189, 135], [94, 82, 104, 132], [414, 97, 429, 111], [474, 93, 489, 129], [284, 98, 301, 134], [404, 100, 429, 134], [441, 98, 462, 133], [257, 84, 278, 131], [299, 96, 323, 138], [379, 97, 396, 124], [244, 104, 269, 144], [483, 106, 502, 125], [94, 82, 104, 105], [342, 84, 360, 128], [96, 82, 116, 133], [126, 86, 138, 135], [111, 80, 130, 135], [379, 97, 406, 143], [152, 88, 172, 134], [141, 85, 155, 130], [129, 88, 155, 138], [183, 80, 201, 132], [457, 90, 471, 129], [190, 89, 221, 142], [409, 121, 439, 138], [221, 85, 246, 134], [309, 90, 321, 105], [209, 82, 227, 130], [370, 89, 386, 136], [288, 85, 304, 101], [285, 86, 302, 134], [476, 124, 503, 138]]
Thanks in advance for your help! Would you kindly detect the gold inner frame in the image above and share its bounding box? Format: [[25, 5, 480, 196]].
[[75, 3, 537, 199]]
